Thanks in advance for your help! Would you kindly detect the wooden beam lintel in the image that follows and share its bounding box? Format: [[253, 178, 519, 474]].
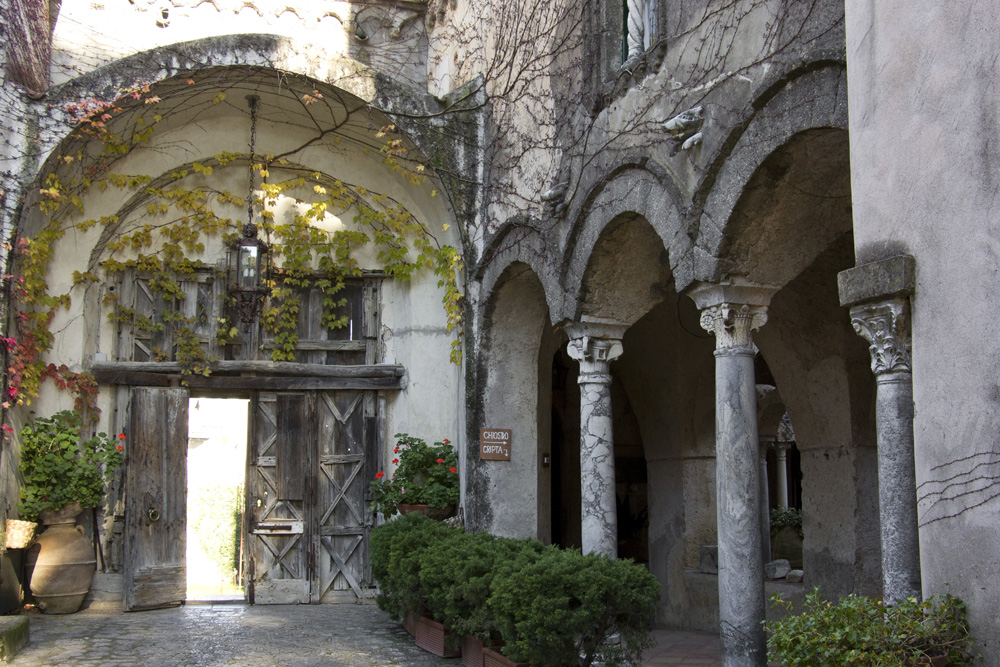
[[92, 369, 404, 391]]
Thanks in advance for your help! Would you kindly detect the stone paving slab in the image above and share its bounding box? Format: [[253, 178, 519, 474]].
[[11, 602, 455, 666], [641, 629, 723, 666]]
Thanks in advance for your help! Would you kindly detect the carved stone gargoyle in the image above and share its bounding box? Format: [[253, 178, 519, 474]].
[[663, 106, 704, 155]]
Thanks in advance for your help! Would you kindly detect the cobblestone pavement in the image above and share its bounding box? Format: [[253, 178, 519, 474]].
[[13, 602, 455, 666], [12, 602, 724, 666]]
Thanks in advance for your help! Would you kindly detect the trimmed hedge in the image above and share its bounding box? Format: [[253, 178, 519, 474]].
[[371, 515, 660, 667]]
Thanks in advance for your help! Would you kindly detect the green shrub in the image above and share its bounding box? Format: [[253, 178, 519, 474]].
[[419, 529, 544, 640], [370, 513, 458, 620], [767, 589, 976, 666], [488, 547, 659, 667], [769, 507, 803, 538], [370, 516, 660, 667]]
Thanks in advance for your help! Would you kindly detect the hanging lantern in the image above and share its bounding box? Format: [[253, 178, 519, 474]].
[[227, 95, 270, 332], [227, 222, 269, 331]]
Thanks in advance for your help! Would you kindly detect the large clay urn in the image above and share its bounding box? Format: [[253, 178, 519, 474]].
[[30, 501, 96, 614]]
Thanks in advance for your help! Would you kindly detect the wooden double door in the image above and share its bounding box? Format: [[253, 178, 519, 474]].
[[125, 387, 379, 609], [245, 390, 379, 604]]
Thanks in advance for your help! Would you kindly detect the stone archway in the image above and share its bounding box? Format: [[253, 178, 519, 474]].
[[471, 261, 556, 541]]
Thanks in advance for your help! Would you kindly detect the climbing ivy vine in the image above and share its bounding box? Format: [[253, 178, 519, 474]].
[[3, 73, 463, 421]]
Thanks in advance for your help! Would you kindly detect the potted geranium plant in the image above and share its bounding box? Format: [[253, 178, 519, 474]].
[[370, 433, 459, 519], [18, 410, 125, 613]]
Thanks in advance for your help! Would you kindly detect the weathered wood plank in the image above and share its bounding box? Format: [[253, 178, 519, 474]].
[[261, 340, 367, 352], [125, 387, 188, 611], [276, 394, 306, 502], [91, 360, 404, 377], [91, 370, 404, 391]]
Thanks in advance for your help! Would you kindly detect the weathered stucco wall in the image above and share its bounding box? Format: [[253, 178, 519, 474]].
[[49, 0, 428, 89], [845, 2, 1000, 659]]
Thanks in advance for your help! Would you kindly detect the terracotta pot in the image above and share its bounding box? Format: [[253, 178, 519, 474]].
[[397, 504, 456, 520], [30, 502, 95, 614], [414, 614, 462, 658], [38, 500, 86, 526], [462, 634, 486, 667], [482, 646, 528, 667]]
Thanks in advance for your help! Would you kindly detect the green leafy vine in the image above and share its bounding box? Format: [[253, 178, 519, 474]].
[[3, 75, 464, 420]]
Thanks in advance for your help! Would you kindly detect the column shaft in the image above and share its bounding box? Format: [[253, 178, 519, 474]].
[[775, 444, 789, 509], [579, 377, 617, 557], [759, 442, 771, 565], [875, 372, 921, 602], [715, 348, 766, 665], [566, 320, 626, 559], [691, 284, 776, 667], [851, 299, 921, 604]]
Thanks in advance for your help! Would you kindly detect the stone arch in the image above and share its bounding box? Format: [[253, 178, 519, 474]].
[[477, 221, 563, 327], [561, 162, 689, 323], [23, 34, 455, 219], [693, 64, 849, 285], [13, 62, 461, 429], [470, 261, 559, 541]]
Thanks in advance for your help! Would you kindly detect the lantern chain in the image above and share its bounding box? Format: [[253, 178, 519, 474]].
[[246, 95, 259, 234]]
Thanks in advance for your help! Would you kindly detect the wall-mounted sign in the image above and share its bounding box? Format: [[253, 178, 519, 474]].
[[479, 428, 512, 461]]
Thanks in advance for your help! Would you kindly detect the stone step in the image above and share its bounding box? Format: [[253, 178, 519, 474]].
[[0, 616, 29, 663]]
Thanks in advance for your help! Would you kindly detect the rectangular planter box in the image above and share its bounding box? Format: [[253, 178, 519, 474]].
[[462, 635, 485, 667], [402, 611, 417, 637], [414, 615, 462, 658], [482, 646, 528, 667]]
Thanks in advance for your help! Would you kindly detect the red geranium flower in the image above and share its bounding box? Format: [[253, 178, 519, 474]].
[[116, 445, 123, 451], [442, 439, 450, 444], [375, 471, 384, 479], [117, 433, 126, 440], [393, 447, 399, 453], [436, 458, 444, 463], [449, 467, 456, 473], [392, 458, 399, 464]]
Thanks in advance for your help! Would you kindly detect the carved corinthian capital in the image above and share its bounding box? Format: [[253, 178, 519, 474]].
[[699, 303, 769, 352], [567, 336, 624, 385], [850, 299, 912, 375]]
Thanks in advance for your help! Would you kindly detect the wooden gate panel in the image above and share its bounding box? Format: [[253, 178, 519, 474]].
[[125, 386, 188, 611], [316, 390, 372, 600], [246, 390, 377, 603], [246, 393, 311, 604]]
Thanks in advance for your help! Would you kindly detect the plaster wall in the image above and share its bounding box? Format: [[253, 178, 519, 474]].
[[845, 2, 1000, 658], [477, 265, 550, 540], [48, 0, 428, 88]]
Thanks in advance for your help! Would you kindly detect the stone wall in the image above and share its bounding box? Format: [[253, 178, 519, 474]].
[[845, 1, 1000, 660]]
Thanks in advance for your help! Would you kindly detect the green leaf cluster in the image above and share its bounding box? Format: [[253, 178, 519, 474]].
[[770, 506, 803, 538], [369, 433, 459, 518], [18, 410, 126, 521], [766, 589, 977, 666]]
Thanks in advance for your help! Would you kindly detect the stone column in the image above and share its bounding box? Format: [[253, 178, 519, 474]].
[[851, 298, 921, 603], [690, 281, 776, 667], [566, 317, 627, 558], [774, 443, 790, 509], [839, 255, 921, 605], [626, 0, 649, 59], [758, 440, 772, 565]]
